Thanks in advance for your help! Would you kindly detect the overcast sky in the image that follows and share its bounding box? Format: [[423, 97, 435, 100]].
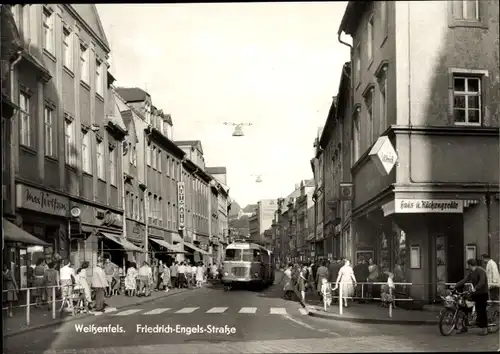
[[97, 2, 350, 207]]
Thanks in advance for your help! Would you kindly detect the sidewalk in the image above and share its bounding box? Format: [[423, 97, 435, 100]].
[[3, 287, 191, 337], [307, 299, 441, 325]]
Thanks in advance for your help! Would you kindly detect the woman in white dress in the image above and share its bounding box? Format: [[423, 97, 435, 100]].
[[196, 263, 204, 288], [334, 260, 357, 307], [125, 263, 138, 296]]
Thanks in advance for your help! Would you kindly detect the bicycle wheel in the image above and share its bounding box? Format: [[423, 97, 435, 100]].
[[439, 308, 457, 336], [487, 305, 499, 334]]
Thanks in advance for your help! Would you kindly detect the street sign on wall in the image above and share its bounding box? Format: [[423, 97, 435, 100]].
[[177, 182, 185, 229], [369, 136, 398, 176]]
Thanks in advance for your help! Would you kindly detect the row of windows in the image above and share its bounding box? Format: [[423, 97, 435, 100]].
[[355, 1, 482, 85], [13, 6, 104, 97], [146, 144, 181, 179], [19, 91, 117, 184], [351, 72, 482, 164]]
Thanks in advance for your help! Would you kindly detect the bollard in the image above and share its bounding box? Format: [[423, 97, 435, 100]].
[[26, 288, 30, 326], [52, 286, 56, 319], [361, 283, 364, 300], [339, 283, 343, 315], [388, 287, 393, 318]]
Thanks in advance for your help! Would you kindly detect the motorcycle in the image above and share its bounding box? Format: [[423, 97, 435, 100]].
[[438, 287, 499, 336]]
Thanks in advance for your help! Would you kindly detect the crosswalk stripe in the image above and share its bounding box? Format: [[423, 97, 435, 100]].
[[206, 307, 228, 313], [143, 308, 171, 315], [115, 309, 142, 316], [175, 307, 199, 314], [270, 307, 287, 315], [298, 308, 308, 315], [238, 307, 257, 314]]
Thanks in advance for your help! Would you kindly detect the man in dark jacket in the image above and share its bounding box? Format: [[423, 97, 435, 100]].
[[353, 259, 370, 302], [455, 258, 489, 336]]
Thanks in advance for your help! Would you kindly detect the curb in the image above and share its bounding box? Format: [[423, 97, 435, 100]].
[[4, 288, 192, 338], [307, 309, 438, 326]]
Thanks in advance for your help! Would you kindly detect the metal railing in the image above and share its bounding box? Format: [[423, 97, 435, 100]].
[[323, 281, 499, 318], [2, 284, 77, 326]]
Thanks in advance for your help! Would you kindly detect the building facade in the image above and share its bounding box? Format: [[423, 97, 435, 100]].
[[338, 0, 500, 303], [116, 87, 187, 263], [311, 129, 325, 260], [295, 180, 315, 261], [320, 99, 339, 260], [206, 166, 230, 263], [3, 4, 132, 284]]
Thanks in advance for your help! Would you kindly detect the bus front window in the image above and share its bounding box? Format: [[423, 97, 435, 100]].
[[241, 250, 261, 262], [225, 249, 241, 261]]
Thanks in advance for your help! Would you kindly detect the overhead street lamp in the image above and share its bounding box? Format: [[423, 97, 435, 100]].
[[251, 174, 263, 183], [223, 122, 253, 137]]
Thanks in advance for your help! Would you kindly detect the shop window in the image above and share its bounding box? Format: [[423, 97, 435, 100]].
[[393, 226, 407, 283]]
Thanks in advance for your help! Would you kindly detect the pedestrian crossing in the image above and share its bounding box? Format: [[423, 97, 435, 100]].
[[108, 306, 309, 316]]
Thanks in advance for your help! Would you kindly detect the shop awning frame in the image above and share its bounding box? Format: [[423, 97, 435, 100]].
[[184, 241, 209, 255], [99, 232, 143, 252], [3, 218, 49, 246], [149, 237, 188, 254]]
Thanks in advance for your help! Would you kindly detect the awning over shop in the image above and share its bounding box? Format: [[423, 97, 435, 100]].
[[149, 237, 184, 253], [3, 218, 49, 246], [99, 232, 143, 252], [184, 241, 209, 255]]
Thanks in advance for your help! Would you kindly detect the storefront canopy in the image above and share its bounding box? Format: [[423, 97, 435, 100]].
[[3, 218, 49, 246], [184, 241, 209, 255], [149, 238, 181, 253], [99, 232, 143, 252]]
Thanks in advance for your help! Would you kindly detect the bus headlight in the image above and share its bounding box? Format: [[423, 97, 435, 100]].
[[254, 272, 259, 278], [224, 272, 228, 277]]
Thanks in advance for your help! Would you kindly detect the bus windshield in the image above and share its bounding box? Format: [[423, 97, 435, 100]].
[[225, 249, 262, 262]]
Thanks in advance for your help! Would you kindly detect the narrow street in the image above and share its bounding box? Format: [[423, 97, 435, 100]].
[[5, 278, 499, 353]]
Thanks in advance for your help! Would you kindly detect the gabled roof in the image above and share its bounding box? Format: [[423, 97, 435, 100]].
[[175, 140, 204, 155], [206, 167, 227, 175], [70, 5, 110, 51], [115, 87, 150, 103]]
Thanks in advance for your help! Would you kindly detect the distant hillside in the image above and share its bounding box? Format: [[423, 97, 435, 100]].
[[242, 204, 257, 213], [229, 201, 241, 218]]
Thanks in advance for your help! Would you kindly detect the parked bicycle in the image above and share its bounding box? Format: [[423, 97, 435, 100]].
[[438, 288, 499, 336]]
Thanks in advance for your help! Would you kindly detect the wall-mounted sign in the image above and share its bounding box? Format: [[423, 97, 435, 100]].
[[177, 182, 185, 229], [16, 184, 69, 217], [369, 136, 398, 176], [395, 199, 463, 214], [101, 210, 123, 228]]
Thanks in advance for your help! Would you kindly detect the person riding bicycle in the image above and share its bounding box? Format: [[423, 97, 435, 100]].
[[453, 258, 489, 336]]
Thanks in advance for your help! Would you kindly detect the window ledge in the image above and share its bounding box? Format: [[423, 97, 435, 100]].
[[80, 80, 91, 91], [448, 20, 488, 29], [355, 81, 361, 92], [65, 163, 77, 172], [110, 182, 117, 188], [43, 48, 56, 63], [20, 145, 37, 155], [98, 177, 106, 183], [44, 155, 58, 164], [380, 35, 388, 48], [83, 171, 93, 178], [63, 65, 74, 78], [367, 58, 374, 70], [96, 93, 104, 102]]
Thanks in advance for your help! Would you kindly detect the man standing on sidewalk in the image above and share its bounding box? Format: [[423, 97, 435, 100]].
[[156, 260, 165, 291], [59, 259, 75, 310], [92, 260, 108, 312], [170, 261, 178, 289], [482, 254, 500, 301]]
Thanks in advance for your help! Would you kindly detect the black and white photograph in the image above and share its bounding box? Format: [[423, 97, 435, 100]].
[[1, 1, 499, 353]]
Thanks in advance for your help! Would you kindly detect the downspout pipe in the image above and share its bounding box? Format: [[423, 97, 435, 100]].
[[337, 31, 352, 259]]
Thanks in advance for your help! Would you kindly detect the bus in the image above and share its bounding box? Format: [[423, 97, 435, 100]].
[[221, 240, 275, 290]]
